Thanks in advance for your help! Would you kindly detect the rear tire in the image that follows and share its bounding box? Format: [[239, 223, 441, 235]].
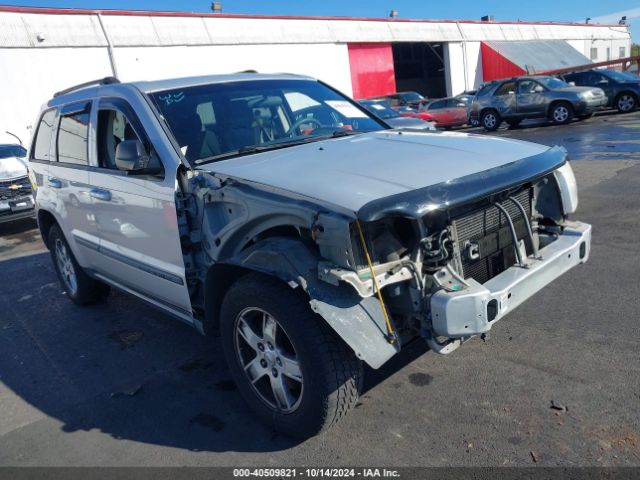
[[615, 93, 637, 113], [49, 224, 110, 305], [220, 273, 363, 439], [550, 102, 574, 124], [481, 110, 501, 131]]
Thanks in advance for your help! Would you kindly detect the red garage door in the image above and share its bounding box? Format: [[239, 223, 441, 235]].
[[348, 43, 396, 99]]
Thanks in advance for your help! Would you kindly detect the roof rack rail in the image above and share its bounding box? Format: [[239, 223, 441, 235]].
[[53, 77, 120, 98]]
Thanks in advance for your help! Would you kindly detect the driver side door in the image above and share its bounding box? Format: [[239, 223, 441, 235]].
[[516, 79, 546, 117]]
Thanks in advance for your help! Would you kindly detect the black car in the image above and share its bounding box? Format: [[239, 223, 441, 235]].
[[561, 69, 640, 113], [469, 76, 607, 131]]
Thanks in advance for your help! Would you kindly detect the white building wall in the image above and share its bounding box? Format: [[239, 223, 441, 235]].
[[0, 9, 632, 143], [113, 43, 353, 95], [0, 47, 113, 144]]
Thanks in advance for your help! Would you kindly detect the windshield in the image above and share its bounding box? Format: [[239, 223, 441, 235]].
[[360, 101, 399, 119], [537, 77, 570, 89], [401, 92, 424, 102], [0, 144, 27, 159], [149, 79, 385, 165], [603, 70, 640, 82]]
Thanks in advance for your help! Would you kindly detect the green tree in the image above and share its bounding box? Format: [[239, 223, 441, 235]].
[[632, 43, 640, 57]]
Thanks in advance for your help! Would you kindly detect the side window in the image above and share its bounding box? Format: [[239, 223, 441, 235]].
[[585, 73, 603, 86], [97, 109, 142, 169], [32, 109, 56, 161], [57, 111, 90, 165], [428, 100, 445, 110], [495, 81, 516, 96]]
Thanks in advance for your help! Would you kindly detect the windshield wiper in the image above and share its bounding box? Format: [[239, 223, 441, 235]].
[[195, 137, 322, 165], [195, 130, 366, 165]]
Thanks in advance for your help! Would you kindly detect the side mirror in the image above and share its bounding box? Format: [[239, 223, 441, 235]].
[[598, 79, 609, 85], [533, 86, 544, 93], [456, 102, 467, 107], [508, 90, 515, 95], [568, 81, 576, 86], [115, 139, 152, 173]]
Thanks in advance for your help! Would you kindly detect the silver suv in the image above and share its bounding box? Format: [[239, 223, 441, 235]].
[[29, 73, 591, 438]]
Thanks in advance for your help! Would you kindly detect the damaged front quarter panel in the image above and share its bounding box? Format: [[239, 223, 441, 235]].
[[183, 172, 399, 369]]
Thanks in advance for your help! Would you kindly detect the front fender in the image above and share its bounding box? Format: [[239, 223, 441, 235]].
[[226, 237, 399, 369]]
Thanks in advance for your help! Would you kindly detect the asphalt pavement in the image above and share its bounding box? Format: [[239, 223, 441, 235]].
[[0, 111, 639, 467]]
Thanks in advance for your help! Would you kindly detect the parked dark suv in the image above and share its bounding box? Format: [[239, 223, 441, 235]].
[[469, 76, 607, 131], [561, 69, 640, 113]]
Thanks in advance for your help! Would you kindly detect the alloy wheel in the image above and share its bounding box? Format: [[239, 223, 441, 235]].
[[483, 113, 496, 129], [54, 238, 78, 294], [234, 307, 303, 413], [553, 105, 569, 122], [618, 94, 635, 112]]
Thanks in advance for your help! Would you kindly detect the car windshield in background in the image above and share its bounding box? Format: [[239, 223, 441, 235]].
[[402, 92, 423, 102], [538, 77, 570, 89], [149, 79, 384, 165], [360, 101, 399, 119], [0, 144, 27, 159], [603, 70, 640, 82]]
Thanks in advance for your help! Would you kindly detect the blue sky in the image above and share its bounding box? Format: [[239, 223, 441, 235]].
[[2, 0, 638, 40]]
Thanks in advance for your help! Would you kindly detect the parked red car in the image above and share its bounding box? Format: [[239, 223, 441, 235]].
[[410, 97, 469, 128]]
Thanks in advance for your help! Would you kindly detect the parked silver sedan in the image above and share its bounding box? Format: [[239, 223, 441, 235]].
[[469, 76, 607, 131]]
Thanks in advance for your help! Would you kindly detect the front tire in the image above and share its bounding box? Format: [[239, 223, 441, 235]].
[[220, 273, 363, 439], [49, 224, 109, 305], [481, 110, 501, 131], [550, 102, 574, 124], [616, 93, 637, 113]]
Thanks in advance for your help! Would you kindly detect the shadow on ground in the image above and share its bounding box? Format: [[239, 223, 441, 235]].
[[0, 251, 431, 454]]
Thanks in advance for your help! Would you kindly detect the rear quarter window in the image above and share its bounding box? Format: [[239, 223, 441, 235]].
[[31, 109, 57, 161]]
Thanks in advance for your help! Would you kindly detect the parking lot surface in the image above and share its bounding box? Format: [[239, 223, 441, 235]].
[[1, 111, 639, 467]]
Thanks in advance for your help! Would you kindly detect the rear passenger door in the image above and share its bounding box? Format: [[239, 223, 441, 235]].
[[47, 101, 103, 270], [493, 81, 517, 117], [88, 98, 193, 322]]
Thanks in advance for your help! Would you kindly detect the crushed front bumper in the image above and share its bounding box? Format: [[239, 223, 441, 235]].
[[431, 221, 591, 337]]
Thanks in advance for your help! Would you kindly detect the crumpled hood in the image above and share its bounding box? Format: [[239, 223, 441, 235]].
[[203, 130, 551, 213]]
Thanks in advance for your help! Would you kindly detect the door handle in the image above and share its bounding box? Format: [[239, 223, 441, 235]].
[[89, 188, 112, 202], [48, 178, 62, 189]]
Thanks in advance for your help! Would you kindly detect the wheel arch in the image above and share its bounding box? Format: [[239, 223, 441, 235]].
[[615, 90, 638, 107], [547, 99, 573, 117], [203, 236, 399, 369], [37, 209, 58, 249]]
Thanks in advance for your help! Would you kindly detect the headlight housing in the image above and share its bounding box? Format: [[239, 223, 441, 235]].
[[553, 162, 578, 214]]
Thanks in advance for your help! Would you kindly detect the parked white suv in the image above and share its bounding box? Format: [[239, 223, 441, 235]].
[[1, 137, 35, 224], [29, 74, 591, 438]]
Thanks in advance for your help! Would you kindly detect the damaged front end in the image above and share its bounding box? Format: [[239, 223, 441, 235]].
[[312, 146, 591, 362], [180, 145, 591, 370]]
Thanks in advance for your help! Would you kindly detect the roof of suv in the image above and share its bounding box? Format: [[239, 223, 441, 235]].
[[48, 72, 314, 106]]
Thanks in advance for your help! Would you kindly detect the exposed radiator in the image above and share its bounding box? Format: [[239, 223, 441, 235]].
[[451, 188, 532, 284]]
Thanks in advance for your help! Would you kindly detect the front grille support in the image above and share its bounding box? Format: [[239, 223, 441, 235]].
[[508, 195, 542, 260], [493, 202, 527, 268]]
